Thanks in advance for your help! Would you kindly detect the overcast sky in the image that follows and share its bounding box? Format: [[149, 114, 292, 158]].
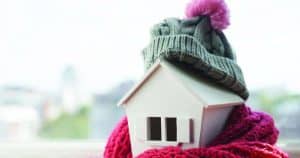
[[0, 0, 299, 94]]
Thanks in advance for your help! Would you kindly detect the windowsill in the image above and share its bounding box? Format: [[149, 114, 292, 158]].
[[145, 140, 178, 146], [0, 140, 105, 158]]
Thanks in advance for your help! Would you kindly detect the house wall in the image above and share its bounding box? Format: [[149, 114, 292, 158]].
[[200, 106, 234, 146], [125, 67, 204, 157]]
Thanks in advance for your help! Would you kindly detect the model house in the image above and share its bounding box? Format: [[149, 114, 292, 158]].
[[118, 59, 244, 157]]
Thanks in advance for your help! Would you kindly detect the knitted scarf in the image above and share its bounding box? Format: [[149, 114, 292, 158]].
[[104, 105, 288, 158]]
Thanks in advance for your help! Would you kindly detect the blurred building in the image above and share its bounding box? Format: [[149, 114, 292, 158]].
[[61, 66, 80, 114], [0, 106, 39, 140], [90, 80, 134, 139], [0, 85, 63, 140], [40, 96, 62, 122], [275, 101, 300, 139], [0, 86, 43, 140]]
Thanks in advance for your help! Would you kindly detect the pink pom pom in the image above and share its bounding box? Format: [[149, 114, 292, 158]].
[[185, 0, 230, 30]]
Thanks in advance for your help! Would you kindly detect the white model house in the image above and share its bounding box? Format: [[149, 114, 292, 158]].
[[118, 59, 244, 157]]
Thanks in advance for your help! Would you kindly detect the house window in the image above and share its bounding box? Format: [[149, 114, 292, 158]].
[[148, 117, 161, 141], [146, 117, 189, 143], [166, 118, 177, 141]]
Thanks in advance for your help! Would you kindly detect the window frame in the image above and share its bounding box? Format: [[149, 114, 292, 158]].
[[145, 116, 181, 145]]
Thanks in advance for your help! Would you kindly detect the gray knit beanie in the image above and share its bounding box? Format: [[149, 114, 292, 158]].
[[142, 16, 249, 100]]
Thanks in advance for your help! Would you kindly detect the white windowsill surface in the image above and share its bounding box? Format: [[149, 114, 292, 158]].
[[145, 140, 178, 146], [0, 141, 105, 158]]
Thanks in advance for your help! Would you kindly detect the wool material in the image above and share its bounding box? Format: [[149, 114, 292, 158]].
[[143, 16, 249, 100], [104, 104, 288, 158], [185, 0, 230, 30]]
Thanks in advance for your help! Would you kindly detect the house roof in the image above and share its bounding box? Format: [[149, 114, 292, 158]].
[[118, 59, 244, 107]]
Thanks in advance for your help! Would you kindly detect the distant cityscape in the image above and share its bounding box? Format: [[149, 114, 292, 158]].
[[0, 66, 86, 140], [0, 66, 298, 142], [0, 65, 134, 140]]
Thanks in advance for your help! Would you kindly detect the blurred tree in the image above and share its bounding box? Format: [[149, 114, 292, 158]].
[[39, 105, 90, 139]]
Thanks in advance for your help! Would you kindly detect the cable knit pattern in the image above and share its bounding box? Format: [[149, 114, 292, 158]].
[[104, 105, 288, 158]]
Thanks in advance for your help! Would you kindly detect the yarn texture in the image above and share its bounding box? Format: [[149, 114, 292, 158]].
[[185, 0, 230, 30], [104, 105, 288, 158], [143, 16, 249, 100]]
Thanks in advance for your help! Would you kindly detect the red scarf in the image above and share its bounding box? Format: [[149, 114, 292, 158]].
[[104, 105, 288, 158]]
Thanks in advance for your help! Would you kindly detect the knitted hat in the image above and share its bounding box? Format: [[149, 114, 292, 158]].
[[142, 0, 249, 100]]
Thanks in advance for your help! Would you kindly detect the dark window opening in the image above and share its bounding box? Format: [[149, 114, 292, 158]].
[[166, 117, 177, 141], [148, 117, 161, 141]]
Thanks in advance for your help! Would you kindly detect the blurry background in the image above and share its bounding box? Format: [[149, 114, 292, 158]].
[[0, 0, 299, 152]]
